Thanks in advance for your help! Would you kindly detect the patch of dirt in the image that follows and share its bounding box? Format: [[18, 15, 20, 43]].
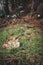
[[0, 15, 43, 29]]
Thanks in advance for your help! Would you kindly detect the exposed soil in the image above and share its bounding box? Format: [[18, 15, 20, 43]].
[[0, 15, 43, 29]]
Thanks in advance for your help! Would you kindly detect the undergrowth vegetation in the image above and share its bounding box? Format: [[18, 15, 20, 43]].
[[0, 24, 43, 65]]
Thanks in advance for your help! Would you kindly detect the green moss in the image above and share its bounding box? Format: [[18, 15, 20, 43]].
[[0, 24, 43, 63]]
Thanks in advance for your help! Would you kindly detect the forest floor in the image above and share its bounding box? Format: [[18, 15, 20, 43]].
[[0, 15, 43, 29], [0, 15, 43, 65]]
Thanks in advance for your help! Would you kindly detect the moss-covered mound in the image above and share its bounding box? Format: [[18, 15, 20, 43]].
[[0, 24, 43, 65]]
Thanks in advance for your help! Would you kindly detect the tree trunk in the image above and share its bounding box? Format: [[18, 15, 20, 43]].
[[10, 0, 15, 10], [31, 0, 34, 16], [4, 0, 9, 15]]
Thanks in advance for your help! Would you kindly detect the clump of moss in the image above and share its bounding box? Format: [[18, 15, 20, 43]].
[[0, 24, 43, 65]]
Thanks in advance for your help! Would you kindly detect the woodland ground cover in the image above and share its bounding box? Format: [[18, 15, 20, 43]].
[[0, 23, 43, 65]]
